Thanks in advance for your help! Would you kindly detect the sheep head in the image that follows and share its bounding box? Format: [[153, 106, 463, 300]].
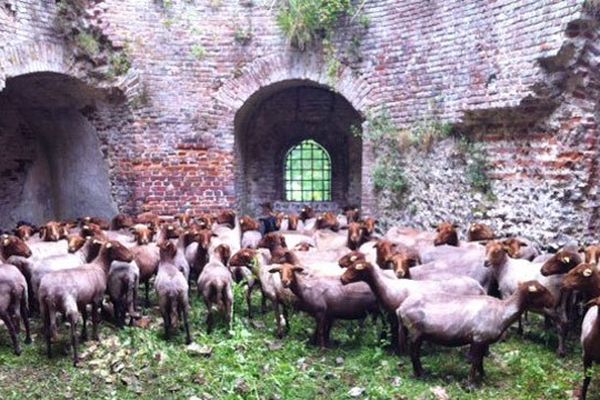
[[269, 263, 303, 288], [340, 261, 371, 285], [519, 280, 555, 309], [562, 263, 599, 293], [434, 222, 459, 246], [467, 223, 495, 242], [338, 251, 366, 269], [540, 250, 582, 276], [0, 234, 32, 258]]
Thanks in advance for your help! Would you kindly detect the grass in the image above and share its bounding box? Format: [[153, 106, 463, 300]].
[[0, 285, 597, 399]]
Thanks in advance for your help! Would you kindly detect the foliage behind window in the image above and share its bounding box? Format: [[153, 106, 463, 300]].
[[284, 140, 332, 201]]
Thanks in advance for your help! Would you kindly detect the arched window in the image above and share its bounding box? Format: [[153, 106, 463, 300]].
[[284, 140, 332, 201]]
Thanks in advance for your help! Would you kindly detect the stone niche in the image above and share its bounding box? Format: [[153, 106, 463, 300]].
[[0, 72, 117, 228], [234, 80, 363, 215]]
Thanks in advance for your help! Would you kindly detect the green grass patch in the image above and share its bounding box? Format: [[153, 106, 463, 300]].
[[0, 287, 596, 399]]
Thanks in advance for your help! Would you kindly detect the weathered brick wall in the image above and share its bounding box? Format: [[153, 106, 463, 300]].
[[0, 0, 598, 244]]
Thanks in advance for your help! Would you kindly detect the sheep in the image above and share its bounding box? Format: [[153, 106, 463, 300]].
[[185, 228, 214, 281], [561, 264, 600, 400], [398, 280, 555, 383], [313, 229, 348, 252], [484, 241, 569, 356], [580, 297, 600, 400], [107, 259, 140, 328], [584, 245, 600, 267], [340, 260, 485, 353], [343, 206, 361, 224], [467, 223, 495, 242], [0, 264, 31, 355], [270, 262, 380, 348], [433, 222, 459, 246], [281, 231, 315, 250], [136, 211, 161, 229], [502, 237, 541, 261], [197, 244, 233, 334], [38, 221, 63, 242], [315, 212, 340, 232], [252, 248, 298, 337], [154, 240, 191, 343], [229, 248, 263, 318], [39, 240, 133, 365], [361, 217, 378, 238], [111, 214, 135, 230], [258, 232, 289, 263], [211, 211, 241, 256], [28, 236, 102, 311], [80, 216, 110, 230], [14, 221, 37, 241], [347, 222, 368, 251], [240, 216, 262, 249]]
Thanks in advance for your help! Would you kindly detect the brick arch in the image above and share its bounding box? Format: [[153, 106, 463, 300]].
[[0, 40, 141, 99], [0, 41, 73, 91], [218, 53, 383, 214], [214, 53, 381, 117]]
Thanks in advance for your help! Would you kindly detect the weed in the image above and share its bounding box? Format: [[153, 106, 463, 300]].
[[190, 43, 206, 60], [75, 32, 100, 56]]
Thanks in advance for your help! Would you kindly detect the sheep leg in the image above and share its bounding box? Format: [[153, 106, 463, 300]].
[[20, 295, 31, 344], [260, 286, 268, 314], [396, 320, 408, 355], [273, 301, 284, 338], [204, 298, 213, 335], [323, 318, 334, 348], [182, 302, 191, 345], [246, 284, 253, 320], [282, 304, 291, 334], [91, 301, 101, 341], [69, 316, 79, 367], [315, 314, 328, 349], [145, 281, 150, 307], [225, 289, 233, 330], [80, 307, 88, 342], [42, 304, 52, 358], [409, 337, 424, 378], [1, 312, 21, 356], [468, 343, 487, 384], [516, 315, 523, 335], [581, 359, 591, 400]]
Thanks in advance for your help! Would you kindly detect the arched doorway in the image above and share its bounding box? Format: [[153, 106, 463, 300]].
[[0, 72, 117, 227], [234, 79, 363, 214]]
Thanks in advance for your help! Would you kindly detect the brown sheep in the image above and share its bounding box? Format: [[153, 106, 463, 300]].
[[38, 221, 63, 242], [155, 240, 191, 343], [14, 222, 37, 241], [398, 281, 555, 383], [467, 223, 495, 242], [584, 245, 600, 266], [111, 214, 135, 230], [39, 240, 133, 365], [433, 222, 459, 246], [315, 212, 339, 231], [299, 205, 315, 222], [197, 244, 233, 333], [136, 212, 160, 229]]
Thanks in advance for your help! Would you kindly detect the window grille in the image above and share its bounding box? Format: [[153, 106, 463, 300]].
[[284, 139, 332, 202]]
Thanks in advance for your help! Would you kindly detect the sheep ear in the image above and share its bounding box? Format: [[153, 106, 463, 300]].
[[2, 238, 9, 246], [105, 242, 113, 249], [583, 268, 593, 277], [292, 266, 304, 272], [350, 255, 357, 262], [268, 267, 281, 273], [528, 285, 538, 293], [212, 233, 218, 237], [562, 256, 570, 263], [355, 263, 366, 270]]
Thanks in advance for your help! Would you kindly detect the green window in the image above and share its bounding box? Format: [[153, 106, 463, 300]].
[[284, 140, 332, 202]]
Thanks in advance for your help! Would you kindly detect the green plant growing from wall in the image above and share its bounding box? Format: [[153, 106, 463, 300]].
[[457, 137, 494, 197], [353, 108, 409, 207], [190, 43, 206, 60]]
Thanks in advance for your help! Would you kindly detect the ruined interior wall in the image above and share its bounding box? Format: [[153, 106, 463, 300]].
[[1, 0, 598, 243]]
